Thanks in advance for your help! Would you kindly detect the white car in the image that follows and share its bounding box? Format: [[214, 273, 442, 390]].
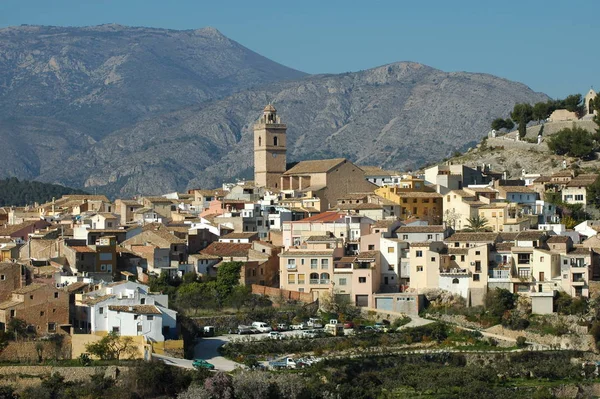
[[268, 331, 284, 340]]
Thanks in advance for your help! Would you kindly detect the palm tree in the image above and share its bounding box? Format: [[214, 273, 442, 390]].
[[464, 215, 490, 232]]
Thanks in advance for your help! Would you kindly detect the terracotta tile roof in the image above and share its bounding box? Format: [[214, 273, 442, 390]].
[[294, 212, 343, 223], [466, 187, 497, 193], [283, 158, 347, 175], [118, 200, 141, 206], [533, 176, 551, 183], [551, 171, 573, 178], [547, 235, 570, 243], [70, 246, 96, 253], [500, 186, 535, 193], [568, 247, 592, 255], [447, 248, 469, 255], [395, 225, 446, 233], [0, 221, 43, 236], [356, 250, 379, 260], [516, 231, 547, 241], [254, 240, 277, 248], [446, 232, 499, 242], [495, 242, 514, 251], [189, 253, 222, 260], [333, 203, 383, 211], [337, 193, 371, 200], [372, 219, 399, 228], [221, 232, 258, 240], [201, 242, 252, 258], [95, 213, 118, 218], [66, 282, 89, 293], [61, 195, 110, 202], [566, 174, 599, 188], [398, 191, 442, 198], [306, 235, 337, 242], [13, 283, 48, 294], [143, 196, 174, 203], [498, 232, 519, 241], [410, 242, 435, 247], [0, 301, 21, 310], [279, 250, 334, 257], [108, 305, 161, 315]]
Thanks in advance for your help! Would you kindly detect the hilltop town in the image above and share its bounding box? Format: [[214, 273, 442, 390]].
[[2, 95, 600, 397]]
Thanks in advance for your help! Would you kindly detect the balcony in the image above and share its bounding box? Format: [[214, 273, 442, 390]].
[[309, 279, 330, 285], [572, 276, 586, 286], [489, 269, 511, 281], [286, 265, 297, 271], [440, 268, 470, 276]]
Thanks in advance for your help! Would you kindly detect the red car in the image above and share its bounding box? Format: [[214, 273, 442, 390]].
[[343, 321, 354, 329]]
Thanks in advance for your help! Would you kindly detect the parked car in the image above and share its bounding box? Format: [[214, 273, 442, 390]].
[[275, 323, 289, 331], [307, 318, 324, 328], [268, 331, 284, 340], [268, 356, 297, 369], [237, 325, 253, 335], [374, 322, 390, 332], [252, 322, 272, 333], [343, 321, 354, 329], [290, 322, 307, 330], [192, 359, 215, 370]]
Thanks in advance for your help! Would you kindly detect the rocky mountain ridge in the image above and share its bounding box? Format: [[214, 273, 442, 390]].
[[0, 25, 550, 197]]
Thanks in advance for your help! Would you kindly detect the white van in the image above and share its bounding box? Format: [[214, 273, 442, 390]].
[[251, 321, 272, 333]]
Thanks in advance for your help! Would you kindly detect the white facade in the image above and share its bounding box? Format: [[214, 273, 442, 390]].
[[439, 274, 470, 299]]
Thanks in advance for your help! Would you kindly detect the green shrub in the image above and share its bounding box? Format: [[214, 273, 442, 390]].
[[516, 336, 527, 348]]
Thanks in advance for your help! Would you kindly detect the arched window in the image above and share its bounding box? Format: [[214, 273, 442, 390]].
[[258, 136, 262, 146], [450, 255, 456, 261], [590, 99, 594, 115], [273, 136, 278, 146], [310, 273, 319, 280], [320, 273, 330, 283], [452, 278, 459, 284]]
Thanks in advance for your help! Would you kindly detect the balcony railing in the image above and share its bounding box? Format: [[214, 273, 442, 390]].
[[286, 265, 297, 270], [309, 279, 330, 285], [489, 270, 511, 279], [440, 268, 469, 276]]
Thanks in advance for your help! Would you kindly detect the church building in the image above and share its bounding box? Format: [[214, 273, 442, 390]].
[[253, 104, 377, 210]]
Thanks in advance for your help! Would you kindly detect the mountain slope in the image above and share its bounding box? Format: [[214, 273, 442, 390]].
[[43, 62, 550, 196], [0, 24, 306, 179]]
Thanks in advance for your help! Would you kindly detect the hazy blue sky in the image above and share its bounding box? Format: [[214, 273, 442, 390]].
[[1, 0, 597, 98]]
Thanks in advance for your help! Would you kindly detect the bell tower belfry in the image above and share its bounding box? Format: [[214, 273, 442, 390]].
[[254, 104, 287, 189]]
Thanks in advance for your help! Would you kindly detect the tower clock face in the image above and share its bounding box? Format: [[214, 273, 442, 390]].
[[272, 153, 277, 158]]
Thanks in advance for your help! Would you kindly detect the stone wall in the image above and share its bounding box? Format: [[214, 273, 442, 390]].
[[251, 284, 314, 304], [486, 324, 595, 352], [0, 336, 71, 362], [0, 365, 127, 390]]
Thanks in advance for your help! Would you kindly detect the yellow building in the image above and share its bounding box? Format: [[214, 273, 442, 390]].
[[375, 182, 442, 223]]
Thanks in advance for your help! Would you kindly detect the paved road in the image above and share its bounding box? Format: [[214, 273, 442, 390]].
[[398, 316, 434, 329], [152, 353, 195, 369]]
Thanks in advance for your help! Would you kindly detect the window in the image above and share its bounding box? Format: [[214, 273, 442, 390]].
[[416, 266, 423, 272], [0, 275, 4, 281], [475, 251, 480, 255], [473, 274, 480, 281], [358, 277, 367, 283], [113, 327, 120, 334], [48, 323, 56, 332], [287, 274, 295, 284], [540, 256, 544, 262], [287, 259, 296, 269], [134, 315, 139, 320], [10, 310, 15, 317], [99, 307, 104, 314], [387, 247, 394, 253], [273, 136, 278, 146], [310, 259, 318, 269], [368, 245, 375, 251], [270, 220, 275, 226], [54, 292, 59, 298], [321, 259, 329, 269], [460, 255, 465, 262], [140, 298, 146, 305], [416, 251, 423, 257], [452, 278, 459, 284], [427, 234, 433, 240], [475, 261, 481, 272], [147, 315, 154, 321], [339, 278, 347, 286], [575, 194, 584, 201], [30, 295, 33, 300], [298, 274, 305, 284], [403, 234, 408, 240], [388, 264, 395, 271], [430, 257, 435, 262]]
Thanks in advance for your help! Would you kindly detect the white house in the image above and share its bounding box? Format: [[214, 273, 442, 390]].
[[75, 281, 176, 342]]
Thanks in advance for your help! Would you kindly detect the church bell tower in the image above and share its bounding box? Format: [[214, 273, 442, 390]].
[[254, 104, 287, 189]]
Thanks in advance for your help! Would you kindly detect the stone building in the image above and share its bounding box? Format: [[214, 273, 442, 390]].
[[254, 104, 287, 189]]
